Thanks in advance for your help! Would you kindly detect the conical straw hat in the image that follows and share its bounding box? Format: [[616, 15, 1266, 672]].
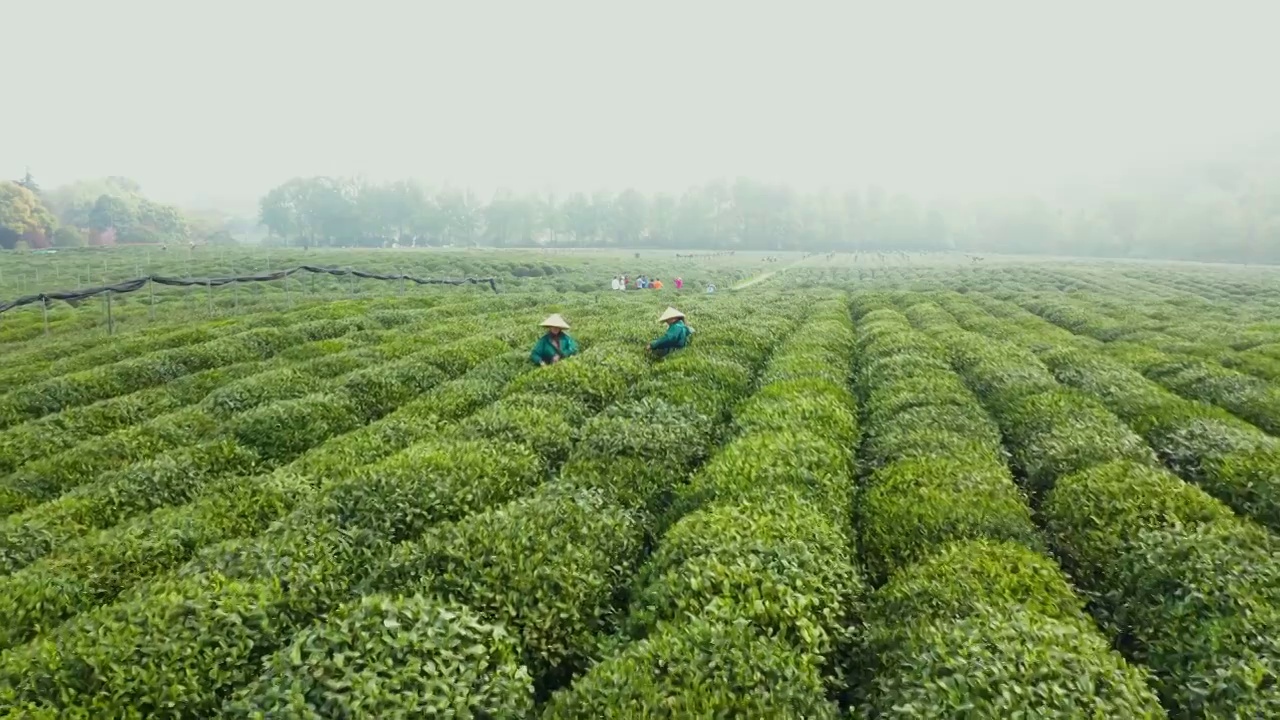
[[658, 307, 685, 323], [540, 314, 570, 329]]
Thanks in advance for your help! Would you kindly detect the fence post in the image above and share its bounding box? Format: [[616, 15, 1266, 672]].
[[106, 290, 115, 335], [232, 265, 239, 313], [399, 267, 405, 296], [42, 296, 49, 335], [348, 268, 355, 296], [207, 279, 214, 315], [284, 269, 292, 306], [148, 278, 156, 321]]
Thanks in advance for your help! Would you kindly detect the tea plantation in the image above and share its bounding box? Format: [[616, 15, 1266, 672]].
[[0, 248, 1278, 717]]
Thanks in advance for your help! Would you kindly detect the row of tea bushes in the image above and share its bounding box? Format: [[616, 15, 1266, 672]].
[[545, 299, 857, 717], [851, 304, 1163, 717], [920, 307, 1280, 717]]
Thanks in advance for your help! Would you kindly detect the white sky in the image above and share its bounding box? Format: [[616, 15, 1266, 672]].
[[5, 0, 1278, 212]]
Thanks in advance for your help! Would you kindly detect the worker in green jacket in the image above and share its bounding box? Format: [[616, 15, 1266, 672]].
[[648, 306, 692, 358], [530, 314, 579, 366]]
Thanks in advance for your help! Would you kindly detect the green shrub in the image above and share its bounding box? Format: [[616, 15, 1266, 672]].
[[0, 517, 383, 716], [734, 380, 857, 445], [507, 345, 647, 409], [337, 360, 448, 420], [395, 351, 535, 422], [1150, 357, 1280, 435], [859, 458, 1039, 583], [1043, 461, 1236, 575], [0, 389, 179, 474], [1039, 347, 1180, 419], [201, 367, 326, 417], [1105, 523, 1280, 716], [652, 355, 752, 398], [1189, 443, 1280, 529], [1001, 390, 1157, 492], [750, 376, 857, 415], [955, 356, 1059, 411], [156, 360, 275, 405], [862, 605, 1165, 718], [862, 409, 1004, 469], [282, 414, 444, 485], [556, 454, 679, 525], [380, 484, 642, 688], [759, 351, 848, 386], [0, 471, 311, 650], [0, 440, 258, 574], [228, 394, 365, 463], [415, 335, 513, 376], [675, 431, 852, 526], [224, 594, 534, 719], [543, 618, 839, 719], [1122, 410, 1280, 530], [861, 373, 976, 427], [0, 408, 219, 516], [628, 493, 861, 660], [573, 399, 714, 468], [315, 438, 543, 543], [625, 377, 723, 420], [461, 401, 577, 466], [1043, 461, 1280, 716], [865, 540, 1086, 633]]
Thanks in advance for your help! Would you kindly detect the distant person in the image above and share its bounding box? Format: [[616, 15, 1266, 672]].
[[530, 314, 578, 366], [706, 283, 716, 294], [648, 306, 692, 358], [674, 277, 683, 290], [620, 275, 627, 291], [652, 278, 663, 290], [611, 276, 621, 291]]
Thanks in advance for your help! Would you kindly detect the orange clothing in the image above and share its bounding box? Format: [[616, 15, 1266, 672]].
[[652, 280, 663, 290]]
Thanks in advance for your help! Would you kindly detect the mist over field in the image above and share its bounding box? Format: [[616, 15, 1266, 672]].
[[4, 0, 1280, 261]]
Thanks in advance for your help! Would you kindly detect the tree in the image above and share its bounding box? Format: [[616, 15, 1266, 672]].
[[52, 226, 87, 248], [259, 182, 302, 240], [46, 177, 145, 230], [15, 170, 40, 195], [611, 189, 648, 246], [0, 182, 56, 250], [561, 193, 597, 245], [437, 189, 481, 246], [134, 199, 189, 243], [88, 194, 136, 241]]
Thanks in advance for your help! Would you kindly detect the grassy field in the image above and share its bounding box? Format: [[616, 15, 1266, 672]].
[[0, 247, 1278, 717]]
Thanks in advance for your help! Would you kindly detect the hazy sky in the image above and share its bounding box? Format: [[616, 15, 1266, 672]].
[[6, 0, 1279, 212]]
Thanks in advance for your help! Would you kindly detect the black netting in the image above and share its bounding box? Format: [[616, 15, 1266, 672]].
[[0, 266, 498, 314]]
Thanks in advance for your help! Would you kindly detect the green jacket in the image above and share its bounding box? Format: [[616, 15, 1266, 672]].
[[650, 320, 691, 352], [531, 332, 578, 365]]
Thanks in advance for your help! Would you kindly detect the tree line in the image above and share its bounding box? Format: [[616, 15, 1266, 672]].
[[259, 147, 1280, 263], [7, 138, 1278, 263], [0, 174, 251, 251]]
